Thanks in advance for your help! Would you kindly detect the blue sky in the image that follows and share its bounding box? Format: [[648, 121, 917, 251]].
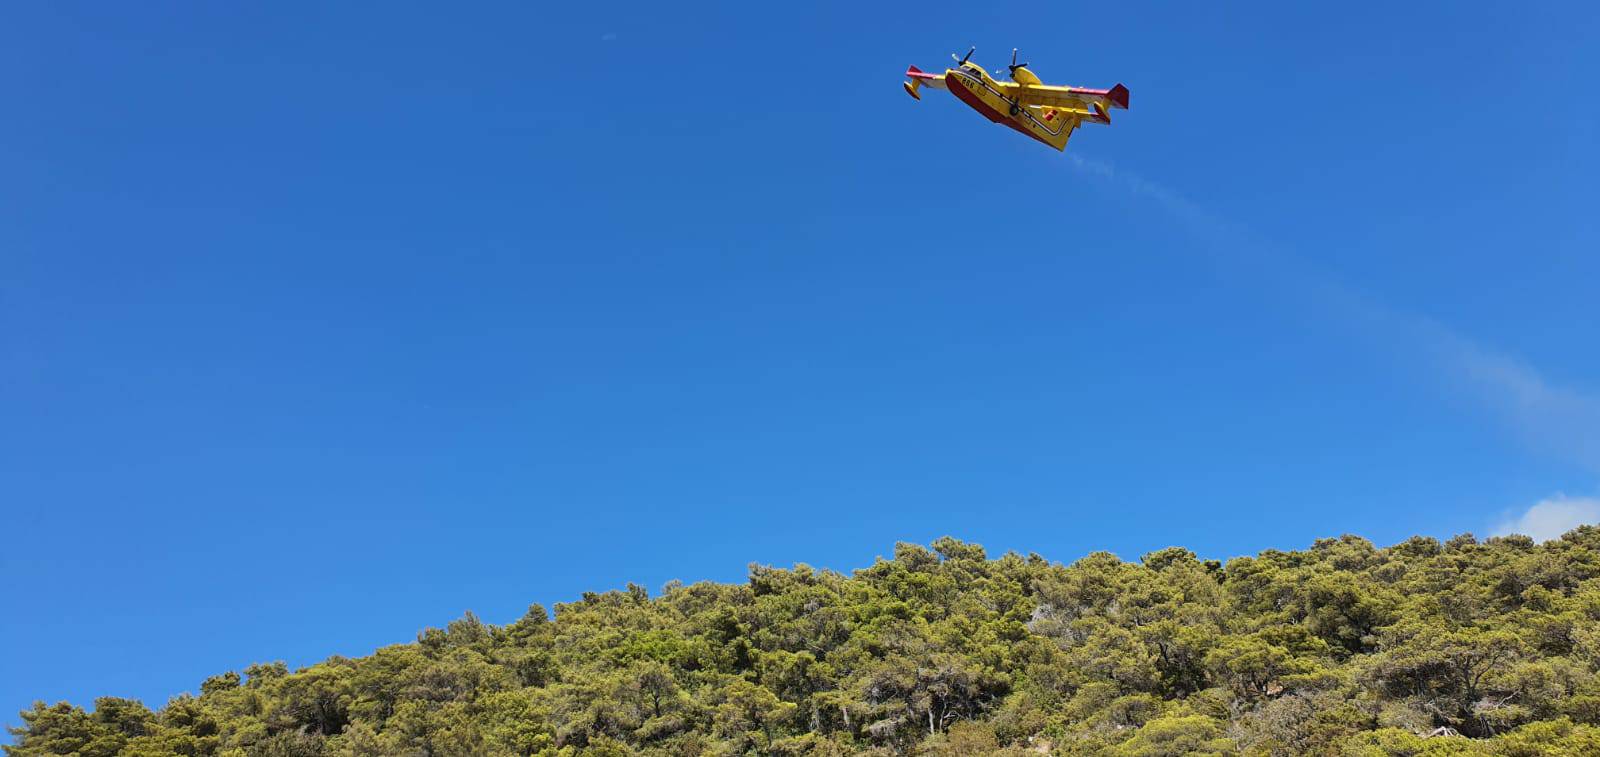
[[3, 0, 1597, 728]]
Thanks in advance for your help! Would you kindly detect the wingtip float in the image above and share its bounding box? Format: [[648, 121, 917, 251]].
[[903, 47, 1129, 152]]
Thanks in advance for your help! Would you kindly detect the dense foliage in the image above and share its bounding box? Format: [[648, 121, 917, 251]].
[[12, 529, 1600, 756]]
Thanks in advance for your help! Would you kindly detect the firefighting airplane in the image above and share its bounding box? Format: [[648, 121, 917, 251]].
[[903, 47, 1129, 151]]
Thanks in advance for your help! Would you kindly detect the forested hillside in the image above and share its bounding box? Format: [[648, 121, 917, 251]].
[[11, 530, 1600, 756]]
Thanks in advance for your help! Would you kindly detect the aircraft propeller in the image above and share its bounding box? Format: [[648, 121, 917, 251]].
[[951, 46, 975, 65], [1007, 48, 1030, 79]]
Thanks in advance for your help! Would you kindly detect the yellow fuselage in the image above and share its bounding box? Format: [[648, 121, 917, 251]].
[[943, 63, 1076, 151]]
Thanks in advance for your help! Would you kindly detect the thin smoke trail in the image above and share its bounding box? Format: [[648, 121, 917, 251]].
[[1067, 153, 1600, 477]]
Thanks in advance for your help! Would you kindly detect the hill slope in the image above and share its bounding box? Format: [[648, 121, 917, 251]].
[[10, 531, 1600, 756]]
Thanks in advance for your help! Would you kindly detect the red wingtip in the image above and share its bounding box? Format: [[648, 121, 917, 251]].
[[907, 65, 924, 75], [1109, 83, 1130, 109]]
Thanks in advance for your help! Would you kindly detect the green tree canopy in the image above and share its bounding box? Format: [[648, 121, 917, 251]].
[[11, 528, 1600, 755]]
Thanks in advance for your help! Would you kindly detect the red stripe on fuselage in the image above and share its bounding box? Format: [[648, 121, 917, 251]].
[[944, 71, 1053, 147]]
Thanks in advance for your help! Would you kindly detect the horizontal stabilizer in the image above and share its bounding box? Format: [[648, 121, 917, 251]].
[[903, 65, 947, 99]]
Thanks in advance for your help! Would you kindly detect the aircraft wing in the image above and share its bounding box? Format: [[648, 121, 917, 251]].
[[1007, 82, 1129, 114]]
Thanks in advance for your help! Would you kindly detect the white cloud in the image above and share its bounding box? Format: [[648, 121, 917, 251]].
[[1067, 155, 1600, 548], [1495, 495, 1600, 542]]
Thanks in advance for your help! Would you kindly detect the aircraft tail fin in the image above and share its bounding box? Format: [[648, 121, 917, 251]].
[[1107, 83, 1130, 109], [904, 65, 947, 100]]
